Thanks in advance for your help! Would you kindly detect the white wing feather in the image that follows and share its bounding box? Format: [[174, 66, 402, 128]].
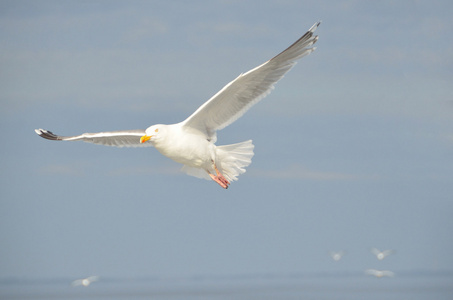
[[181, 22, 320, 139], [371, 248, 394, 257], [365, 269, 395, 277], [35, 22, 320, 148], [371, 248, 381, 255], [35, 128, 151, 148], [86, 276, 99, 282]]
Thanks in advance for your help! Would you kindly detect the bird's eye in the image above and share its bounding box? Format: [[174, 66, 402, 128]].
[[155, 129, 159, 132]]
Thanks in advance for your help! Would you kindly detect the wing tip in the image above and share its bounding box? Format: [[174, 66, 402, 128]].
[[310, 21, 322, 33], [35, 128, 61, 140]]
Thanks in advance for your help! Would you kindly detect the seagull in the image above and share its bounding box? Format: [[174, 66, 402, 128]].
[[371, 248, 395, 260], [330, 251, 346, 261], [35, 22, 320, 189], [365, 269, 395, 278], [71, 275, 99, 287]]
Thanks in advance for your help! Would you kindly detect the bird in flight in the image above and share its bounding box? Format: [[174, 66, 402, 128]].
[[36, 22, 320, 189], [71, 275, 99, 287], [330, 251, 346, 262], [371, 248, 395, 260], [365, 269, 395, 278]]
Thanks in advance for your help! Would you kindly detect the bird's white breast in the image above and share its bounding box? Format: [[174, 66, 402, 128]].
[[153, 125, 214, 168]]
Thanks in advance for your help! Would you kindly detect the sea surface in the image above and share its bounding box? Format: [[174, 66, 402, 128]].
[[1, 272, 452, 300]]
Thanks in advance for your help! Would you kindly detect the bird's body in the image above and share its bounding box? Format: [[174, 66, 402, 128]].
[[150, 124, 212, 167], [365, 269, 395, 278], [371, 248, 395, 260], [35, 22, 320, 188], [71, 276, 99, 287], [330, 251, 346, 262]]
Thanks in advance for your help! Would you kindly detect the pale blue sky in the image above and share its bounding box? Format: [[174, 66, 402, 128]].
[[1, 0, 452, 280]]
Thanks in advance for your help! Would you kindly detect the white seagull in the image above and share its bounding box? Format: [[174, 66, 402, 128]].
[[71, 275, 99, 287], [35, 22, 320, 189], [330, 251, 346, 262], [365, 269, 395, 278], [371, 248, 395, 260]]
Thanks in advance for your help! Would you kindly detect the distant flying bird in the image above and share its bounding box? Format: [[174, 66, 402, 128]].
[[35, 22, 320, 189], [330, 251, 346, 261], [371, 248, 395, 260], [365, 269, 395, 278], [71, 276, 99, 287]]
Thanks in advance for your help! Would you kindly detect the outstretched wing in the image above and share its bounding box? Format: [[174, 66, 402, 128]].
[[382, 249, 395, 256], [181, 21, 320, 139], [86, 276, 99, 282], [71, 279, 84, 287], [35, 128, 151, 148], [371, 248, 381, 256]]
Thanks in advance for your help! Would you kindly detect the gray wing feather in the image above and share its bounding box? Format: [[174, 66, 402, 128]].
[[35, 128, 151, 148], [181, 22, 320, 139]]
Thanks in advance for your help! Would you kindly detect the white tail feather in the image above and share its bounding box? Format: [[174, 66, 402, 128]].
[[216, 140, 254, 182], [180, 140, 254, 182]]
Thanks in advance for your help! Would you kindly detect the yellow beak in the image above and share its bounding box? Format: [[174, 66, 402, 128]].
[[140, 135, 151, 143]]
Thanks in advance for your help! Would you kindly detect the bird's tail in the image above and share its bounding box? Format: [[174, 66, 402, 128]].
[[216, 140, 254, 182]]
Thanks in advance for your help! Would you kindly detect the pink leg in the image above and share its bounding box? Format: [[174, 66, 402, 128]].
[[208, 164, 230, 189]]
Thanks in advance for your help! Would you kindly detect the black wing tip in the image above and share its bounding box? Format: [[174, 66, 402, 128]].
[[35, 128, 61, 140], [311, 21, 322, 32]]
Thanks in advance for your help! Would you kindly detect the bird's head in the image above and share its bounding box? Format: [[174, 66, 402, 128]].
[[140, 125, 163, 144]]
